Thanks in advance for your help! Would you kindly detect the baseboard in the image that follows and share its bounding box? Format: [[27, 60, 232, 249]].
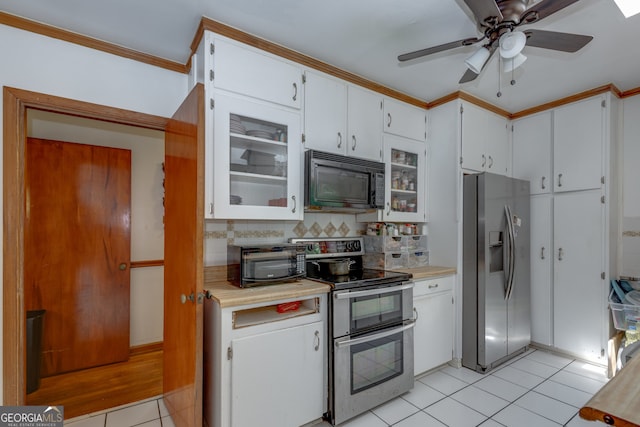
[[130, 341, 163, 356]]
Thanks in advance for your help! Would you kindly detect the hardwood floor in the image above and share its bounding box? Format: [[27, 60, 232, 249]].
[[26, 348, 162, 420]]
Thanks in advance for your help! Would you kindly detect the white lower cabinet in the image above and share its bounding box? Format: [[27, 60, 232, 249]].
[[204, 294, 327, 427], [413, 275, 454, 376], [231, 321, 324, 427], [553, 190, 607, 363], [529, 195, 553, 346]]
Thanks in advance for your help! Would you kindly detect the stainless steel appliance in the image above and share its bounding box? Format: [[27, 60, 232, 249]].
[[462, 172, 531, 373], [305, 150, 385, 212], [291, 237, 414, 426], [227, 243, 306, 287]]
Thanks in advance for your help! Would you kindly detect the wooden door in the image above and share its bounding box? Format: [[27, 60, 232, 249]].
[[163, 84, 204, 427], [24, 138, 131, 376]]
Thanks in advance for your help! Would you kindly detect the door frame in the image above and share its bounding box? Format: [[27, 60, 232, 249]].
[[3, 86, 169, 404]]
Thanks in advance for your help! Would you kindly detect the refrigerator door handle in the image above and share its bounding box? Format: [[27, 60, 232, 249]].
[[504, 205, 516, 300]]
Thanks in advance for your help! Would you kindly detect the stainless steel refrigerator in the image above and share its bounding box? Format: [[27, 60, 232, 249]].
[[462, 172, 531, 373]]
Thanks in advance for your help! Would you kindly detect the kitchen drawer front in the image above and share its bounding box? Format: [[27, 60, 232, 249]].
[[413, 275, 454, 298]]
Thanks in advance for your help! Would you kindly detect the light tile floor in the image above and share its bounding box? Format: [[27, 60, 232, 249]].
[[64, 348, 610, 427]]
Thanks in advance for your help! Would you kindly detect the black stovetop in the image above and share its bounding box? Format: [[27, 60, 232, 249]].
[[292, 237, 412, 290], [305, 265, 412, 290]]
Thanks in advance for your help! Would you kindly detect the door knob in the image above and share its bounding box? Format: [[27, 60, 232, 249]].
[[180, 293, 195, 304], [118, 263, 128, 271]]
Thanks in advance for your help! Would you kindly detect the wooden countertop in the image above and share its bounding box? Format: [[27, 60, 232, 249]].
[[203, 265, 455, 308], [580, 352, 640, 426], [395, 265, 457, 280], [204, 276, 331, 308]]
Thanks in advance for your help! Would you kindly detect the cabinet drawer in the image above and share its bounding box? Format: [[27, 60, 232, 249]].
[[363, 252, 408, 270], [413, 275, 454, 297]]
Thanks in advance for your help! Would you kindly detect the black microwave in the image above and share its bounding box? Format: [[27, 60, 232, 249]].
[[305, 150, 385, 212], [227, 244, 306, 287]]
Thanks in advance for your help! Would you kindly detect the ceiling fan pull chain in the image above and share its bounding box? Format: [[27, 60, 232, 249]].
[[511, 64, 516, 86], [497, 55, 502, 98]]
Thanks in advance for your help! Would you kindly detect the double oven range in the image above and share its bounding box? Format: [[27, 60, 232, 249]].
[[291, 237, 415, 425]]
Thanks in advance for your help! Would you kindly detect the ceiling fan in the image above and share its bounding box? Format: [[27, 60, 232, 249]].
[[398, 0, 593, 84]]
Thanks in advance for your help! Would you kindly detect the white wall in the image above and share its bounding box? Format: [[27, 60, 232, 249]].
[[0, 23, 189, 401]]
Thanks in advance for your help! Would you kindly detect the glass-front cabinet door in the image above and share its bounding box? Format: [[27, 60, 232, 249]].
[[384, 134, 427, 222], [210, 93, 302, 220]]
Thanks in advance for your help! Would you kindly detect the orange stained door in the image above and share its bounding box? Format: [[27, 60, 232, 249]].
[[163, 84, 204, 427], [24, 137, 132, 377]]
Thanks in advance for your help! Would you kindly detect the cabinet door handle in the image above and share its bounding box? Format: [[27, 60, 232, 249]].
[[428, 283, 439, 289], [558, 247, 564, 261], [413, 307, 418, 322], [488, 156, 494, 168], [558, 173, 563, 188], [386, 201, 391, 216], [387, 113, 392, 128], [337, 132, 342, 148], [482, 154, 486, 168], [291, 195, 296, 213], [292, 82, 298, 101], [541, 246, 545, 260], [351, 135, 357, 151], [541, 176, 546, 190], [314, 330, 320, 351]]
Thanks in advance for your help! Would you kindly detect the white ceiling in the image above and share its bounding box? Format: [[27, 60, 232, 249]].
[[1, 0, 638, 113]]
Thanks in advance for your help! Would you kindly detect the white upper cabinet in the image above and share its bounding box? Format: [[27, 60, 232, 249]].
[[383, 97, 427, 142], [347, 85, 383, 161], [213, 38, 302, 109], [384, 135, 427, 222], [303, 70, 348, 154], [512, 111, 552, 194], [210, 92, 303, 220], [358, 134, 427, 223], [461, 101, 509, 175], [553, 96, 604, 193], [303, 72, 382, 161]]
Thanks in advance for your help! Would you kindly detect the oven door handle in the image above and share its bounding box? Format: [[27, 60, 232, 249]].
[[333, 282, 414, 300], [335, 321, 415, 349]]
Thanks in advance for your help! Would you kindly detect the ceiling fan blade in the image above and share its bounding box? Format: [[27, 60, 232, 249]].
[[463, 0, 503, 25], [525, 0, 581, 22], [398, 37, 483, 62], [524, 29, 593, 52], [459, 68, 479, 84]]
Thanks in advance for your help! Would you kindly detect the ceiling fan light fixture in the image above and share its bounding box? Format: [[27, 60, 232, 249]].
[[613, 0, 640, 17], [499, 31, 527, 59], [503, 53, 527, 72], [464, 46, 490, 74]]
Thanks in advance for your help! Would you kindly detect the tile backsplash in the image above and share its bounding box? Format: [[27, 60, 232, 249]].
[[204, 213, 366, 266]]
